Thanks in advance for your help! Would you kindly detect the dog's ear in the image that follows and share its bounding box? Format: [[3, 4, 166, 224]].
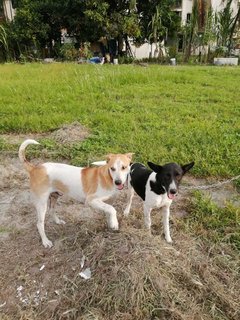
[[125, 153, 134, 161], [148, 161, 162, 173], [106, 154, 113, 163], [181, 161, 194, 174]]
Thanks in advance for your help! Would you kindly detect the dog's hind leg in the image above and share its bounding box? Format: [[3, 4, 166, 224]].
[[48, 192, 65, 225], [143, 204, 152, 230], [33, 194, 53, 248], [123, 186, 134, 216], [88, 198, 119, 230], [161, 206, 172, 243]]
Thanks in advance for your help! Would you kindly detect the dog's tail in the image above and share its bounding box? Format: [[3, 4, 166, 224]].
[[91, 160, 107, 166], [19, 139, 40, 172]]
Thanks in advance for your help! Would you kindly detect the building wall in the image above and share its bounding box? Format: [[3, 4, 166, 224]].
[[180, 0, 239, 25], [181, 0, 193, 25], [127, 40, 166, 59], [128, 41, 152, 59], [211, 0, 239, 17]]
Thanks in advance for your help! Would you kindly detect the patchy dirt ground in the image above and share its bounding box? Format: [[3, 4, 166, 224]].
[[0, 126, 239, 320], [0, 121, 89, 146]]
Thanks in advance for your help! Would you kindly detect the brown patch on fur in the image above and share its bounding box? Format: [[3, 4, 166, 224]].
[[81, 167, 98, 195], [107, 153, 133, 168], [29, 165, 49, 196], [82, 153, 133, 196], [99, 166, 113, 190], [52, 180, 69, 194]]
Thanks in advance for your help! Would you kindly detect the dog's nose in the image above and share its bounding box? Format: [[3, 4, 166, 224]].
[[115, 179, 122, 186], [170, 189, 177, 195]]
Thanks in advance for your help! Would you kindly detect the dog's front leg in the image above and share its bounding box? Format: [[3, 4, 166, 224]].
[[143, 204, 152, 230], [88, 199, 119, 230], [123, 186, 134, 216], [161, 205, 172, 243], [48, 192, 65, 225]]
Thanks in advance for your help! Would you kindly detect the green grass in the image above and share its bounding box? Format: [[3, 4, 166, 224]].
[[0, 63, 240, 177], [184, 191, 240, 250]]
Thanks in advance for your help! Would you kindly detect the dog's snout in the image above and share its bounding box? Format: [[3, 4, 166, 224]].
[[170, 189, 177, 195], [115, 179, 122, 186]]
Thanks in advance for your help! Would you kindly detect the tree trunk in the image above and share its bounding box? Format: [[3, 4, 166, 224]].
[[228, 7, 240, 54]]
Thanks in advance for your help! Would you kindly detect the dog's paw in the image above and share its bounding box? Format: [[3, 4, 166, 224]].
[[165, 237, 173, 244], [123, 208, 130, 216], [109, 219, 119, 230], [42, 238, 53, 248]]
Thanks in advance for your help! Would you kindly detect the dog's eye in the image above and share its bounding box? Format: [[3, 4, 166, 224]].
[[111, 167, 116, 171], [122, 166, 127, 170], [175, 173, 181, 179]]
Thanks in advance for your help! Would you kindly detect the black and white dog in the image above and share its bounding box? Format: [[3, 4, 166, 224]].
[[124, 161, 194, 243]]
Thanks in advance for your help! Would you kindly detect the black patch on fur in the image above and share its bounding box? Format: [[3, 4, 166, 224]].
[[149, 179, 166, 195], [154, 162, 183, 194], [130, 161, 194, 200], [129, 163, 151, 200]]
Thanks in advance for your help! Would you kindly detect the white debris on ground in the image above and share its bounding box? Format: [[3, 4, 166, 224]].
[[80, 255, 86, 269], [16, 284, 48, 306], [79, 268, 91, 280], [39, 264, 45, 271], [78, 253, 92, 280], [16, 285, 29, 306]]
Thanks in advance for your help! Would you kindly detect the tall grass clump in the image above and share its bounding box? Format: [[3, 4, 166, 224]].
[[185, 191, 240, 250]]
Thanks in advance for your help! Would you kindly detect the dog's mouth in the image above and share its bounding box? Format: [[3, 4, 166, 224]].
[[167, 192, 178, 200], [116, 183, 124, 190]]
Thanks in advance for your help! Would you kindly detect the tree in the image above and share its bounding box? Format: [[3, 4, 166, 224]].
[[216, 0, 235, 49], [2, 0, 181, 60], [182, 0, 199, 61], [148, 5, 167, 58], [0, 24, 10, 60], [137, 0, 180, 45], [228, 4, 240, 53], [200, 5, 217, 62]]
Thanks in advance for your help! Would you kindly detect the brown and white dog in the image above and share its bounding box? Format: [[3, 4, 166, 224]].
[[19, 139, 133, 248]]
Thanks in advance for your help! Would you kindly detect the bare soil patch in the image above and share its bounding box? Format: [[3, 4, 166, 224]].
[[0, 121, 89, 146], [0, 128, 239, 320], [50, 121, 89, 144]]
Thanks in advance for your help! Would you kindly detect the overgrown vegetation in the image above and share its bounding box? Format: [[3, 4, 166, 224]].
[[184, 191, 240, 250], [181, 0, 240, 62], [0, 0, 239, 63]]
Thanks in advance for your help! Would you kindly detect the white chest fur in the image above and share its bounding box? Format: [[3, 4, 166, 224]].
[[144, 172, 172, 209]]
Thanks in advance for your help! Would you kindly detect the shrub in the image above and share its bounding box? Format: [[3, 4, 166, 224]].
[[59, 43, 79, 61], [118, 55, 135, 64]]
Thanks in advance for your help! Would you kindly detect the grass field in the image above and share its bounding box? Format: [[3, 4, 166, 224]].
[[0, 63, 239, 176], [0, 63, 239, 319]]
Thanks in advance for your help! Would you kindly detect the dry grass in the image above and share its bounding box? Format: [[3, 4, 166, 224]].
[[1, 215, 239, 320]]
